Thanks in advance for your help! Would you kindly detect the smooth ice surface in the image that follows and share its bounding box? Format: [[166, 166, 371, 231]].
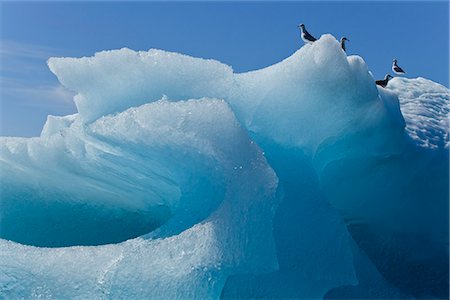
[[47, 50, 234, 123], [1, 34, 448, 299]]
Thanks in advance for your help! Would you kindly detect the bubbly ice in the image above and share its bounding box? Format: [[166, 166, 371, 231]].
[[1, 34, 448, 299], [387, 76, 450, 149]]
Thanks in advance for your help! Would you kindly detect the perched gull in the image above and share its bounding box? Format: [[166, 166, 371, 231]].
[[392, 59, 406, 75], [297, 24, 317, 44], [340, 37, 349, 52], [375, 74, 393, 88]]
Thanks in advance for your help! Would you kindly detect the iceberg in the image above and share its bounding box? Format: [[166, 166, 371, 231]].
[[0, 34, 448, 299]]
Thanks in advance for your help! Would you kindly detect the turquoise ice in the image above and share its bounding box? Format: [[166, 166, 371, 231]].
[[1, 35, 448, 299]]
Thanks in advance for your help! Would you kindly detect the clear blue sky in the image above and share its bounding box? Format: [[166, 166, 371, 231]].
[[1, 1, 448, 137]]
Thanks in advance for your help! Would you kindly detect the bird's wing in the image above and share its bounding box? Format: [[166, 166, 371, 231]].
[[394, 65, 405, 73], [303, 31, 317, 41]]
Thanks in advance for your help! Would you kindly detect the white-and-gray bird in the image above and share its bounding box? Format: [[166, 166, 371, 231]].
[[340, 37, 349, 52], [375, 74, 393, 88], [298, 24, 317, 44], [392, 59, 406, 75]]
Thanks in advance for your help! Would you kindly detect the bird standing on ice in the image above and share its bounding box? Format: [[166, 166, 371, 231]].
[[340, 37, 349, 52], [392, 59, 406, 75], [298, 24, 317, 44], [375, 74, 393, 88]]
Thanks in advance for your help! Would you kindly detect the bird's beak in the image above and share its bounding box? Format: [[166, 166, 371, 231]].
[[347, 39, 350, 41]]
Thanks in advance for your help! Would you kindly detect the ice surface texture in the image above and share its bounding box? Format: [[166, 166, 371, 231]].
[[387, 77, 450, 149], [1, 34, 448, 299], [1, 99, 280, 298]]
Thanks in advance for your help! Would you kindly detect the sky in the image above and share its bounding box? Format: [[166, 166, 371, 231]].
[[0, 1, 448, 137]]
